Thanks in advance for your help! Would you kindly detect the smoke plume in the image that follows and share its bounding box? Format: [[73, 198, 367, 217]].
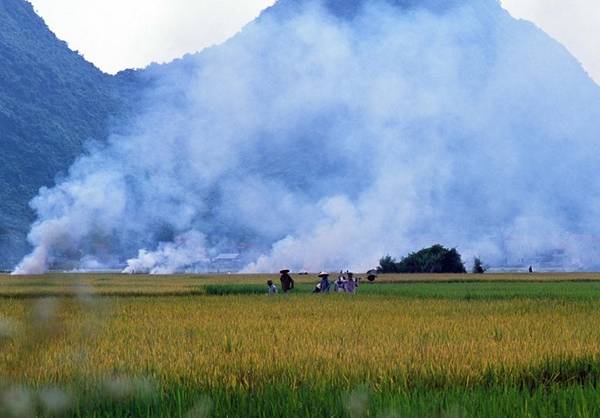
[[13, 0, 600, 274]]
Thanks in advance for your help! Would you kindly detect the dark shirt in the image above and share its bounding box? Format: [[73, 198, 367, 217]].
[[280, 273, 294, 292]]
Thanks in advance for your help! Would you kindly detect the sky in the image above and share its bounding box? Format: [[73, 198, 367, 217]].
[[501, 0, 600, 84], [28, 0, 600, 83]]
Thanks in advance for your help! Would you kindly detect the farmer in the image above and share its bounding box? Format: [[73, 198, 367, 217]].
[[267, 280, 278, 295], [334, 273, 346, 292], [317, 272, 331, 293], [279, 269, 295, 293], [313, 282, 322, 293], [345, 272, 357, 294]]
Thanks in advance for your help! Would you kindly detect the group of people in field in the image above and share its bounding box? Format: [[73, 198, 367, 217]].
[[267, 269, 362, 295]]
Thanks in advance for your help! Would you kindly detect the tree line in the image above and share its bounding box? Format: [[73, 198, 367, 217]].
[[377, 244, 487, 274]]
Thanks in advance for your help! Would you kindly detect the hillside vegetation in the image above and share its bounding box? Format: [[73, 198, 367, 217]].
[[0, 0, 134, 269]]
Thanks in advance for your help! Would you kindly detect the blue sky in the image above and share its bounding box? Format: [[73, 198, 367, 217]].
[[28, 0, 600, 83]]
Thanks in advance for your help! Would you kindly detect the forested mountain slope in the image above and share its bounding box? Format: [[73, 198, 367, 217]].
[[0, 0, 132, 268]]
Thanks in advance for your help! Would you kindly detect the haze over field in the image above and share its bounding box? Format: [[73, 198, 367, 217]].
[[8, 0, 600, 274]]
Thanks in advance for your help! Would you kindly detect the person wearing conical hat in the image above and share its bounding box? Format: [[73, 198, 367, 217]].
[[279, 269, 295, 293], [317, 272, 331, 293]]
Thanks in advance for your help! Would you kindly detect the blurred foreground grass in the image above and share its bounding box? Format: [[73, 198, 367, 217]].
[[1, 274, 600, 416]]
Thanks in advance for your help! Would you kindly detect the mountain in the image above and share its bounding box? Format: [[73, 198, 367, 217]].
[[264, 0, 462, 19], [7, 0, 600, 273], [0, 0, 134, 269]]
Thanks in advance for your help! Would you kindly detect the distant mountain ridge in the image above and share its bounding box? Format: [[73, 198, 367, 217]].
[[0, 0, 133, 269], [264, 0, 463, 18], [4, 0, 600, 272]]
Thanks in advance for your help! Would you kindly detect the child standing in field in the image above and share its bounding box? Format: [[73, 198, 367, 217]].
[[267, 280, 278, 295]]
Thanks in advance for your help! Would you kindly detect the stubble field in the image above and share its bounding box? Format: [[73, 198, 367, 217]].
[[1, 273, 600, 417]]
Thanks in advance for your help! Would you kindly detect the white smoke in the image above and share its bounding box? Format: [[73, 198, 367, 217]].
[[13, 0, 600, 274], [123, 231, 209, 274]]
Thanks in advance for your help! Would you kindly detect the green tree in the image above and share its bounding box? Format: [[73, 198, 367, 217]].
[[377, 255, 400, 273], [378, 245, 467, 274]]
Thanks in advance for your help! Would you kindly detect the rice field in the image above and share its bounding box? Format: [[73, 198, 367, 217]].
[[1, 273, 600, 417]]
